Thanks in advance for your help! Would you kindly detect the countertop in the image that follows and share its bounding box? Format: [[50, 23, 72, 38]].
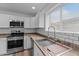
[[0, 34, 9, 38], [0, 33, 47, 40], [0, 33, 79, 56], [26, 33, 47, 40], [28, 33, 79, 56]]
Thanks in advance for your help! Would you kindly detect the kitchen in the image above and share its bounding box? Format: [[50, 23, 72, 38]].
[[0, 3, 79, 56]]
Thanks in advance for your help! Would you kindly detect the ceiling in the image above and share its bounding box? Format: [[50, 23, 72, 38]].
[[0, 3, 49, 16]]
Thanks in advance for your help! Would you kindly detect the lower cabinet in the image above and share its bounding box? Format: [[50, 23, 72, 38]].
[[24, 35, 32, 49], [0, 38, 7, 55], [34, 43, 44, 56]]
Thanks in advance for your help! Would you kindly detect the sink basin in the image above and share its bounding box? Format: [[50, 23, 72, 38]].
[[36, 39, 54, 46]]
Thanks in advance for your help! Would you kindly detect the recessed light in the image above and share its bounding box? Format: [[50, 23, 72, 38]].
[[32, 6, 36, 10]]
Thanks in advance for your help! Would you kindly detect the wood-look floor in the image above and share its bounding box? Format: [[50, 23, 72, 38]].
[[15, 50, 32, 56], [4, 50, 32, 56]]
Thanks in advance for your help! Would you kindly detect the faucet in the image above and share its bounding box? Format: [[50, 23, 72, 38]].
[[48, 25, 56, 41], [48, 25, 56, 56]]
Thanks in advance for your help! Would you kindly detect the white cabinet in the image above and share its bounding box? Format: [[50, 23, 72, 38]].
[[34, 43, 44, 56], [9, 15, 17, 21], [39, 12, 45, 28], [0, 14, 9, 28], [9, 15, 24, 21], [35, 11, 45, 28], [35, 14, 39, 28], [24, 17, 30, 28], [30, 17, 36, 28], [0, 13, 45, 28], [0, 38, 7, 55], [24, 36, 27, 49], [24, 17, 36, 28], [17, 16, 24, 21], [24, 35, 32, 49]]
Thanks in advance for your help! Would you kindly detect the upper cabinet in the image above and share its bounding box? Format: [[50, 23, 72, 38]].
[[35, 11, 45, 28], [30, 17, 36, 28], [0, 12, 45, 28], [0, 14, 9, 28], [35, 14, 39, 28], [24, 17, 36, 28], [9, 15, 36, 28], [39, 11, 45, 28], [9, 15, 24, 21], [24, 17, 30, 28]]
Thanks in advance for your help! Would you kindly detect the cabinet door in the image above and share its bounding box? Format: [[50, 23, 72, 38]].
[[0, 38, 7, 55], [0, 14, 9, 28], [9, 15, 24, 21], [30, 17, 35, 28], [35, 14, 39, 28], [39, 12, 45, 28], [24, 36, 27, 49], [26, 36, 32, 49], [9, 15, 17, 21], [24, 17, 30, 28], [16, 16, 24, 21], [34, 43, 44, 56]]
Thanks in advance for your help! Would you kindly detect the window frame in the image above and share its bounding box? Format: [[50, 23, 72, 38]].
[[45, 4, 63, 31]]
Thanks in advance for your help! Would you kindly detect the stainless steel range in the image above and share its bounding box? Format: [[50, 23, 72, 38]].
[[7, 36, 24, 53], [7, 31, 24, 53], [7, 20, 24, 54]]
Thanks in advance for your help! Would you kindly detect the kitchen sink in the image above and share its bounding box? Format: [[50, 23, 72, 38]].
[[36, 39, 54, 46]]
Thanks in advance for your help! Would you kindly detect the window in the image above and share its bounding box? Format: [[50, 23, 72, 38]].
[[46, 6, 62, 31], [62, 3, 79, 20], [49, 7, 61, 24], [46, 3, 79, 32], [62, 3, 79, 31]]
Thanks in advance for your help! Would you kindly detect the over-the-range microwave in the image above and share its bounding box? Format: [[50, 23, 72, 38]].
[[10, 20, 24, 28]]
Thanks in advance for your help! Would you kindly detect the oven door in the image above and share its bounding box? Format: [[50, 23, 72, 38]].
[[16, 40, 23, 47], [8, 40, 23, 49], [8, 40, 16, 49]]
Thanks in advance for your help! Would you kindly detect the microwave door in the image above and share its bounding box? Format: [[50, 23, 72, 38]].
[[16, 22, 20, 27]]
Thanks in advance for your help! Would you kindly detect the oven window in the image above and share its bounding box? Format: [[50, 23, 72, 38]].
[[8, 40, 16, 49], [8, 40, 23, 49], [16, 40, 23, 47]]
